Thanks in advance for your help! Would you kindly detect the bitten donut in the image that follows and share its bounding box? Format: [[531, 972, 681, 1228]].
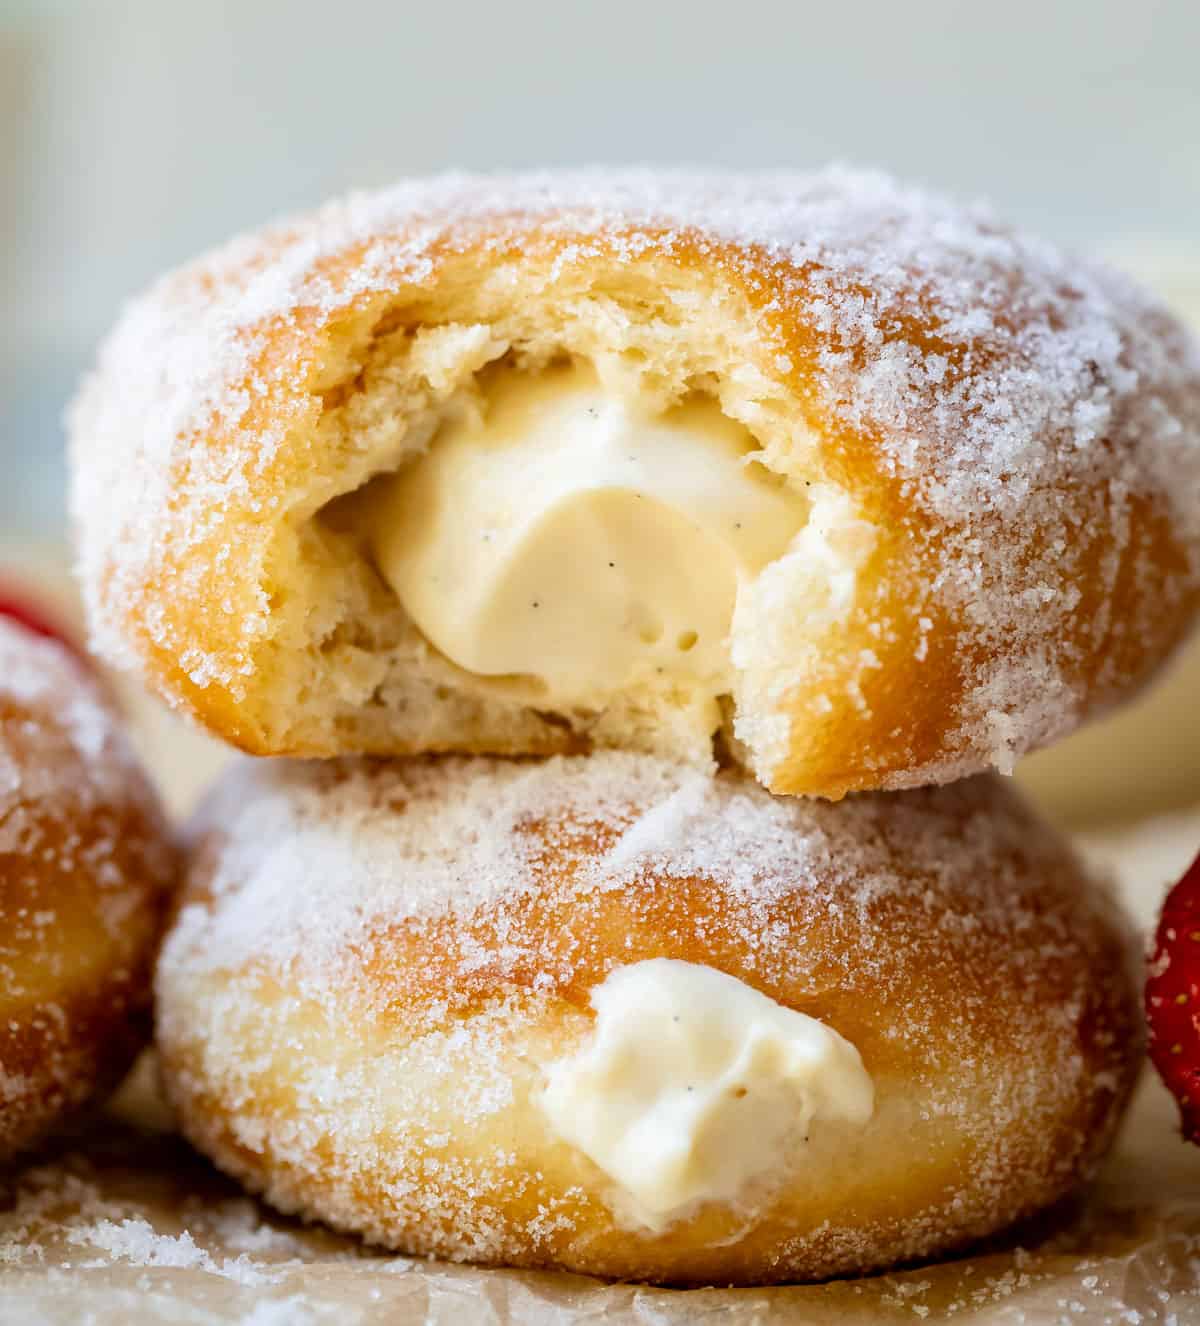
[[157, 753, 1139, 1285], [68, 170, 1200, 797], [0, 617, 176, 1163]]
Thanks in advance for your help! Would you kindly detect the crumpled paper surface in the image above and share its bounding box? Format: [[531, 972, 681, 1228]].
[[0, 548, 1198, 1324], [0, 1066, 1196, 1325]]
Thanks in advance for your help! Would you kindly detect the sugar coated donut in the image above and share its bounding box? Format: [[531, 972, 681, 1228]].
[[0, 617, 176, 1163], [156, 752, 1139, 1284], [68, 170, 1200, 797]]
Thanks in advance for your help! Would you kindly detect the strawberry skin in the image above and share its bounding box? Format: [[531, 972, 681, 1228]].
[[0, 585, 80, 655], [1146, 851, 1200, 1144]]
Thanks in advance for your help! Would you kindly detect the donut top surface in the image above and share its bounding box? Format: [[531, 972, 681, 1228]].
[[71, 169, 1200, 619], [179, 752, 1121, 1003], [0, 618, 172, 942], [0, 618, 133, 816]]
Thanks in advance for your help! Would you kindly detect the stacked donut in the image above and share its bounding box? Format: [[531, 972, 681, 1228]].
[[67, 170, 1200, 1285]]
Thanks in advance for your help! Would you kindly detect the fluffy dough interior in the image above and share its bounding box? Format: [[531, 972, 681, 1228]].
[[280, 277, 876, 776]]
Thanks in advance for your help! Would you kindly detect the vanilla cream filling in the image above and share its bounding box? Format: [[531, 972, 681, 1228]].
[[539, 959, 874, 1232], [368, 361, 805, 703]]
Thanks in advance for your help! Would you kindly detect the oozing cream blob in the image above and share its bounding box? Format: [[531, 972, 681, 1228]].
[[369, 361, 804, 701], [540, 959, 874, 1232]]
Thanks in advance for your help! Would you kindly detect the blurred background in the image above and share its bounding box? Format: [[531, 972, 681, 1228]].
[[2, 0, 1199, 823]]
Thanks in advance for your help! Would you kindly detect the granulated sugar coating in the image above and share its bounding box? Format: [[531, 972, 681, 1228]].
[[67, 169, 1200, 795], [156, 754, 1141, 1286], [0, 619, 176, 1165], [0, 620, 126, 805], [170, 753, 1113, 981]]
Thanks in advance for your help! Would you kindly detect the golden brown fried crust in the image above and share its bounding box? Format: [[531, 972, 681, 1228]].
[[70, 173, 1200, 796], [157, 756, 1141, 1283], [0, 625, 177, 1163]]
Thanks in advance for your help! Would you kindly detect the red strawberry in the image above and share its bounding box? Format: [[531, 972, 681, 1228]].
[[0, 584, 82, 658], [1146, 850, 1200, 1144]]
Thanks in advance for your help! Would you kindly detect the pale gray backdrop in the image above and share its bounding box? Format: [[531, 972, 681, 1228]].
[[3, 0, 1198, 533]]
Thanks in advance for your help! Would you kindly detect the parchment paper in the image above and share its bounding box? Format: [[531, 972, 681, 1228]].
[[0, 550, 1198, 1324], [0, 1057, 1196, 1324]]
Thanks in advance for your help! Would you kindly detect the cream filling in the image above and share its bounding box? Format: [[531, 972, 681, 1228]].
[[368, 361, 805, 704], [539, 959, 874, 1232]]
